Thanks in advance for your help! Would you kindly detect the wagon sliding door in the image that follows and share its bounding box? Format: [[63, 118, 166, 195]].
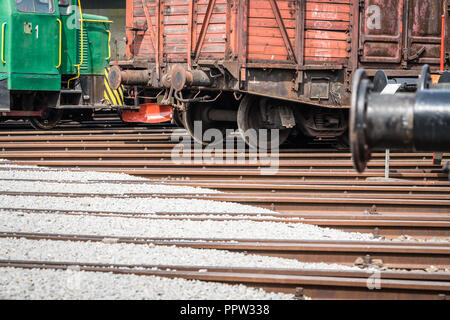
[[406, 0, 448, 68], [359, 0, 404, 65]]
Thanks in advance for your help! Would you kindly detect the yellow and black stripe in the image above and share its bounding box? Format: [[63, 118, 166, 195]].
[[104, 67, 125, 106]]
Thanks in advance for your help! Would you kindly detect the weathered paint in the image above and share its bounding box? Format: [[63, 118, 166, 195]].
[[82, 0, 126, 60], [0, 0, 61, 91], [0, 0, 110, 91], [304, 0, 350, 63], [122, 0, 449, 108], [128, 0, 447, 68], [359, 0, 447, 68], [80, 14, 111, 75], [127, 0, 351, 65]]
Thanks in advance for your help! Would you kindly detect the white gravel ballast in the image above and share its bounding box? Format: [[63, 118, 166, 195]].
[[0, 163, 149, 181], [0, 267, 293, 300], [0, 162, 379, 299], [0, 209, 374, 241], [0, 194, 276, 215], [0, 238, 361, 271], [0, 180, 221, 195]]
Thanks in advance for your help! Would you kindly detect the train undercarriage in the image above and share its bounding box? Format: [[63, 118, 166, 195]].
[[110, 64, 350, 149], [0, 75, 124, 130]]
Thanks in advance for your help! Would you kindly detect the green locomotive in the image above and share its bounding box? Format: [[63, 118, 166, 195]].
[[0, 0, 122, 129]]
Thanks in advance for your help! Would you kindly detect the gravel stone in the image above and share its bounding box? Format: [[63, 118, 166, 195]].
[[0, 165, 153, 182], [0, 162, 384, 299], [0, 238, 361, 271], [0, 180, 221, 195], [0, 267, 294, 300], [0, 195, 275, 214], [0, 209, 375, 241]]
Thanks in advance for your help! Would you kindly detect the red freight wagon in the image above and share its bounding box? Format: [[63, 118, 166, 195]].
[[109, 0, 449, 147]]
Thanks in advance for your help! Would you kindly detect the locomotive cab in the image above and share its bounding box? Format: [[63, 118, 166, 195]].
[[0, 0, 116, 129]]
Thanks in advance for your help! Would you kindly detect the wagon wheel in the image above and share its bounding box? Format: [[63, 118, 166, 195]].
[[237, 95, 291, 150], [24, 94, 63, 130], [182, 93, 236, 146], [29, 108, 63, 130], [182, 101, 227, 146]]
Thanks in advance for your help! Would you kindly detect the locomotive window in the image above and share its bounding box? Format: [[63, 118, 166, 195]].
[[15, 0, 55, 13], [59, 0, 72, 15], [36, 0, 54, 13]]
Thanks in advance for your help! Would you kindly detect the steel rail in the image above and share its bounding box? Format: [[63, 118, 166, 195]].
[[3, 231, 449, 247], [0, 128, 179, 136], [1, 259, 449, 300], [1, 177, 450, 194], [0, 157, 445, 168], [1, 171, 449, 186], [0, 134, 183, 142], [3, 207, 450, 222], [1, 232, 448, 270], [1, 207, 448, 238], [98, 168, 449, 180], [2, 190, 449, 206], [0, 143, 181, 150], [2, 188, 450, 202], [2, 150, 443, 158]]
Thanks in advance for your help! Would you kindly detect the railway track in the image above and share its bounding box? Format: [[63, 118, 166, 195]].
[[2, 231, 449, 270], [0, 128, 449, 229], [2, 259, 449, 300], [2, 207, 448, 239], [1, 230, 450, 299], [0, 125, 449, 299], [1, 189, 449, 216]]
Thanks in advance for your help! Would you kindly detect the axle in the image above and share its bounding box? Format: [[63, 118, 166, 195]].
[[351, 66, 450, 173]]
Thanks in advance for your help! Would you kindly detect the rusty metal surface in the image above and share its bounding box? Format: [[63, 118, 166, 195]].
[[1, 206, 449, 238], [359, 0, 447, 68], [359, 0, 405, 64], [2, 259, 449, 300], [1, 125, 449, 299], [4, 189, 450, 215], [1, 232, 449, 270], [120, 0, 448, 108]]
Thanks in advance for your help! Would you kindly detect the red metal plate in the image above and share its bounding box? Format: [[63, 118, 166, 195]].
[[121, 103, 173, 124]]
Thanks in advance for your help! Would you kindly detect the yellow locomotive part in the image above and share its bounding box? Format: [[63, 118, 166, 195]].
[[104, 67, 124, 106]]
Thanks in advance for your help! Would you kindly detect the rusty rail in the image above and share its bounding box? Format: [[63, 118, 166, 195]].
[[1, 232, 449, 270], [1, 206, 449, 238], [1, 259, 449, 300]]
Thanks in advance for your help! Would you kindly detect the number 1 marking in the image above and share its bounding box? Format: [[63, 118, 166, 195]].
[[35, 25, 39, 39]]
